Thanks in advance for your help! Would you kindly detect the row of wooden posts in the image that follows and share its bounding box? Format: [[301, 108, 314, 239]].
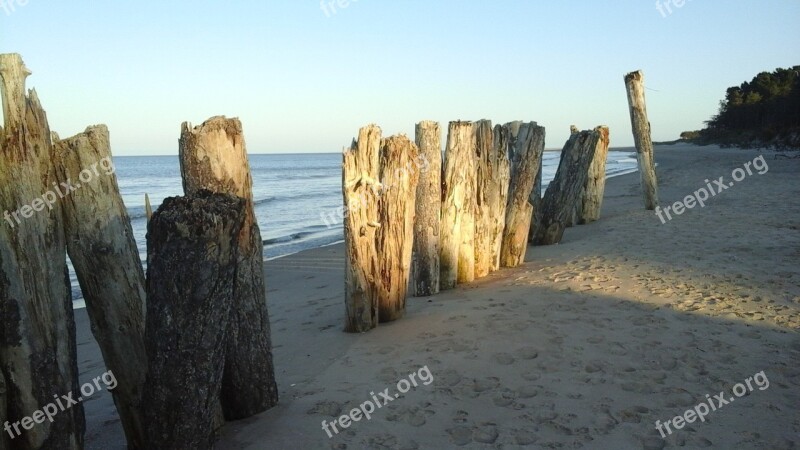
[[341, 70, 659, 333], [0, 54, 279, 449]]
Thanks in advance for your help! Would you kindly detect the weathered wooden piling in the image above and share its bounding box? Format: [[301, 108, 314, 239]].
[[501, 122, 545, 267], [376, 135, 420, 321], [491, 125, 512, 270], [534, 129, 601, 245], [343, 125, 382, 332], [625, 70, 659, 210], [578, 126, 611, 224], [474, 120, 510, 277], [179, 116, 279, 419], [440, 121, 476, 288], [53, 125, 147, 448], [145, 193, 153, 222], [143, 191, 245, 449], [412, 121, 441, 297], [0, 53, 84, 450]]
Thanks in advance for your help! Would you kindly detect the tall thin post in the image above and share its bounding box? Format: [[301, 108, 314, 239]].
[[412, 121, 441, 297], [625, 70, 659, 210]]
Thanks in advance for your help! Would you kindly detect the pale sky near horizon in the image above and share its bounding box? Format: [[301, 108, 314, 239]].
[[1, 1, 798, 155]]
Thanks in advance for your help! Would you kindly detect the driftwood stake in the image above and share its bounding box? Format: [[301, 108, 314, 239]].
[[53, 125, 147, 449], [342, 125, 381, 332], [474, 120, 510, 278], [625, 70, 659, 210], [578, 126, 611, 224], [143, 191, 245, 449], [500, 122, 545, 267], [376, 135, 420, 321], [179, 116, 278, 419], [145, 193, 153, 222], [440, 121, 476, 288], [534, 129, 601, 245], [0, 53, 83, 450], [412, 121, 441, 297], [491, 125, 512, 271]]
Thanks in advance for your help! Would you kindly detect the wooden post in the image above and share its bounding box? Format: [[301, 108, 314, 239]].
[[491, 124, 512, 271], [474, 120, 510, 278], [534, 129, 601, 245], [145, 193, 153, 222], [342, 125, 382, 332], [500, 122, 545, 268], [376, 136, 420, 321], [440, 121, 476, 289], [0, 53, 84, 450], [578, 126, 611, 224], [625, 70, 659, 210], [412, 121, 441, 297], [179, 116, 278, 419], [527, 157, 543, 243], [53, 125, 147, 449], [143, 191, 245, 449]]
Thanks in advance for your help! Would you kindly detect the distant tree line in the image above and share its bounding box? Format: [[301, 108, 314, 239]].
[[680, 66, 800, 149]]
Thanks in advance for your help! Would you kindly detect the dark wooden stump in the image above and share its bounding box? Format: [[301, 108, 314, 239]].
[[534, 129, 601, 245], [578, 126, 611, 224], [143, 191, 245, 449]]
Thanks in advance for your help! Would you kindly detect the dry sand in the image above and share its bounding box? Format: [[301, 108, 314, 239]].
[[80, 144, 800, 449]]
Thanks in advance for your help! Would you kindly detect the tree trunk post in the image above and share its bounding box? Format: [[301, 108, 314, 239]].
[[490, 124, 512, 271], [412, 121, 441, 297], [500, 122, 545, 268], [440, 121, 476, 289], [179, 116, 278, 419], [0, 53, 84, 450], [342, 125, 382, 332], [578, 126, 611, 224], [474, 120, 510, 278], [53, 126, 147, 449], [143, 191, 245, 449], [534, 129, 601, 245], [376, 136, 420, 322], [625, 70, 659, 210]]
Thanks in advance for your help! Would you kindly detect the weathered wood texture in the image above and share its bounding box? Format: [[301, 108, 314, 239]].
[[624, 70, 659, 210], [342, 125, 382, 332], [474, 120, 510, 277], [500, 122, 545, 267], [412, 121, 441, 297], [53, 125, 147, 449], [179, 116, 278, 419], [145, 193, 153, 222], [527, 157, 543, 243], [143, 192, 245, 449], [490, 125, 512, 271], [578, 126, 611, 224], [440, 121, 476, 288], [376, 136, 420, 321], [534, 129, 601, 245], [0, 53, 84, 450]]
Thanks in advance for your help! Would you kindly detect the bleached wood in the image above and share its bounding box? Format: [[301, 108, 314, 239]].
[[501, 122, 545, 267], [53, 125, 147, 448], [474, 120, 510, 277], [342, 125, 382, 331], [534, 128, 601, 245], [578, 126, 611, 224], [625, 70, 659, 210], [412, 121, 441, 296], [145, 193, 153, 222], [0, 53, 83, 450], [376, 135, 420, 321], [491, 124, 512, 271], [179, 116, 278, 419], [440, 121, 476, 289]]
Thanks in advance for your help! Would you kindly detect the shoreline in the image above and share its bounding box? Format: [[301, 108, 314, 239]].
[[79, 144, 800, 449]]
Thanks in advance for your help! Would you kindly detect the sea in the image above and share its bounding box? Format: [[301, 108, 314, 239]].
[[68, 149, 639, 306]]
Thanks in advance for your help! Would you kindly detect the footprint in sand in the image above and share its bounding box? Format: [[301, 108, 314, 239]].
[[306, 400, 342, 417], [493, 353, 515, 365], [517, 347, 539, 360]]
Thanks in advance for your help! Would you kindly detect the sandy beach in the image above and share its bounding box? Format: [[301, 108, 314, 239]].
[[78, 144, 800, 449]]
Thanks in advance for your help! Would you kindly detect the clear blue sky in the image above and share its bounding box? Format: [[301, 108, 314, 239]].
[[1, 0, 798, 155]]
